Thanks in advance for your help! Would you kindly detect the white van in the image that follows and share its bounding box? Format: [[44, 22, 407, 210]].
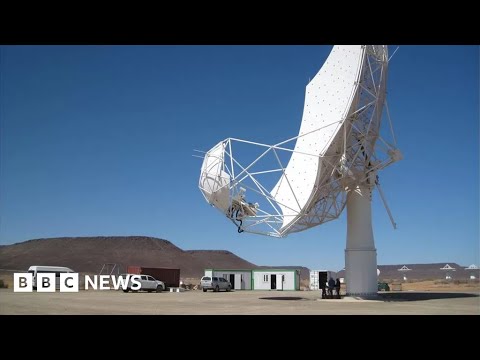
[[28, 265, 75, 290]]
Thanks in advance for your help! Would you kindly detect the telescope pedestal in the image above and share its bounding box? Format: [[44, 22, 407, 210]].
[[345, 185, 378, 298]]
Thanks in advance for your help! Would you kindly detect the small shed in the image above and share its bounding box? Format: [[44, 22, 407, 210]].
[[252, 269, 300, 291], [204, 269, 252, 290]]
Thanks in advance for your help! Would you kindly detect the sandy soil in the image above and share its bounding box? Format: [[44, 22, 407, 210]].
[[1, 288, 478, 315], [392, 280, 480, 292]]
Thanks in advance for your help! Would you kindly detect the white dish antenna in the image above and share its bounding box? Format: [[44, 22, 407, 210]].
[[198, 45, 402, 297]]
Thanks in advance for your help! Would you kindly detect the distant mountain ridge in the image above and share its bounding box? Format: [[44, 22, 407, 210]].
[[336, 263, 478, 281], [0, 237, 471, 282], [0, 236, 309, 280]]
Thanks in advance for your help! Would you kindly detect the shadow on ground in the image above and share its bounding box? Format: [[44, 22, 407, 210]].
[[379, 292, 480, 302], [259, 297, 307, 301]]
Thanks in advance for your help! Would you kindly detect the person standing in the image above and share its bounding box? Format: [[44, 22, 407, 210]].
[[328, 277, 335, 298], [335, 278, 341, 299], [320, 279, 327, 299]]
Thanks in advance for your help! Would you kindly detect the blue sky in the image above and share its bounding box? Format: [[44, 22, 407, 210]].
[[1, 45, 478, 271]]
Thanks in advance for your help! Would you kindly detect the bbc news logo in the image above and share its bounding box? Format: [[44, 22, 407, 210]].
[[13, 273, 141, 292]]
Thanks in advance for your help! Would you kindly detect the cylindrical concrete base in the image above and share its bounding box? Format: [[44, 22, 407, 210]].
[[345, 185, 378, 297]]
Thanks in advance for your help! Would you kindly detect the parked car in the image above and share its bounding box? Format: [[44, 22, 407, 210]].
[[378, 282, 390, 292], [201, 276, 232, 292], [120, 274, 165, 293]]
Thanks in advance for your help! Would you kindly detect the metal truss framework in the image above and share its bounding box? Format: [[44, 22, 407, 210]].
[[199, 45, 401, 237]]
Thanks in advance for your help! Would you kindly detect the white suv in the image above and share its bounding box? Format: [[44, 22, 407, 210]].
[[121, 274, 165, 293], [201, 276, 232, 292]]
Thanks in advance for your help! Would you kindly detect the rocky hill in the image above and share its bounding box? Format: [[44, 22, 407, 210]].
[[0, 236, 309, 280], [0, 236, 258, 278], [185, 250, 257, 270]]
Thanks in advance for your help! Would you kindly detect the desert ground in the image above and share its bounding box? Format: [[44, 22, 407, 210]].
[[180, 277, 480, 292], [1, 272, 479, 315], [1, 287, 478, 315]]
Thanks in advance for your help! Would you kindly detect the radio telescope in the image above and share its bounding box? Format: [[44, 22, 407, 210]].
[[198, 45, 402, 297]]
